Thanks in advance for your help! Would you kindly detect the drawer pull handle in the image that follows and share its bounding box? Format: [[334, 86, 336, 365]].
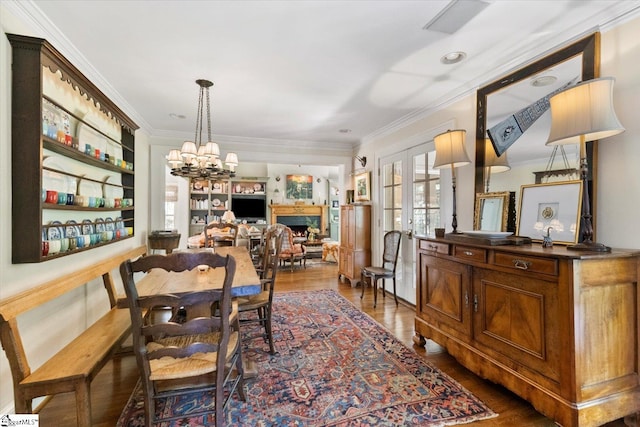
[[428, 245, 438, 251], [463, 251, 474, 256], [513, 259, 532, 270]]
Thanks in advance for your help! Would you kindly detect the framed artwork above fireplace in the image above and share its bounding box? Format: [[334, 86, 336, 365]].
[[286, 175, 313, 199]]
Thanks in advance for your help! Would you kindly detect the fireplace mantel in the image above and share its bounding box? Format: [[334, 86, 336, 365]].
[[270, 204, 327, 233]]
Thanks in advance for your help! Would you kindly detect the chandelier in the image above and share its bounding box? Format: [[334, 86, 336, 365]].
[[167, 79, 238, 179]]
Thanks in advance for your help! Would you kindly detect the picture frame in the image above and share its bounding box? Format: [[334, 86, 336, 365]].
[[286, 175, 313, 199], [473, 191, 511, 232], [516, 181, 582, 244], [354, 172, 371, 202], [331, 200, 339, 208]]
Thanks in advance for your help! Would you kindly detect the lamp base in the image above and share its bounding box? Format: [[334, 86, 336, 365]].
[[567, 241, 611, 252]]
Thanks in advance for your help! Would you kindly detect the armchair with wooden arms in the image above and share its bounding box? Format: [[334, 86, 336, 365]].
[[275, 224, 306, 271]]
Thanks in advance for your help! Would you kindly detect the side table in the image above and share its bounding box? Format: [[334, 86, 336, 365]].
[[303, 240, 325, 259], [148, 231, 181, 254]]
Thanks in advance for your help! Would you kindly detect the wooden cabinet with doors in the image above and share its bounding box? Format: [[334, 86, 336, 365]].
[[338, 204, 371, 286], [414, 236, 640, 427]]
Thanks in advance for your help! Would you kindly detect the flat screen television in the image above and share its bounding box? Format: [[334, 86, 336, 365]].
[[231, 195, 266, 223]]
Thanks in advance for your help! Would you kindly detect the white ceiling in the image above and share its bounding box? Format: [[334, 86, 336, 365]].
[[19, 0, 640, 150]]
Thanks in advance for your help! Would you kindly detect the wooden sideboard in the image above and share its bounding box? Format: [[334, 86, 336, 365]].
[[414, 236, 640, 427]]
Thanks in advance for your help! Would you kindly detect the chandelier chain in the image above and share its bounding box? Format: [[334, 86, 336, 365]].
[[195, 86, 204, 143], [206, 85, 212, 142]]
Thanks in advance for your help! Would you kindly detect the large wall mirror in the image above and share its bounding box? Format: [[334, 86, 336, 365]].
[[474, 33, 599, 239]]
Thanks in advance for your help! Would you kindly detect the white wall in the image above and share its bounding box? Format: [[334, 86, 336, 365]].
[[0, 5, 150, 413], [598, 19, 640, 248]]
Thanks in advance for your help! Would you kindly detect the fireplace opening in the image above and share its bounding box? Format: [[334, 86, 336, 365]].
[[277, 215, 320, 237]]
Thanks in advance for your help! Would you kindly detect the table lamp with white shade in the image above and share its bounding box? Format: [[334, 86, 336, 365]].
[[434, 129, 471, 234], [221, 210, 236, 224], [483, 138, 510, 192], [546, 77, 625, 252]]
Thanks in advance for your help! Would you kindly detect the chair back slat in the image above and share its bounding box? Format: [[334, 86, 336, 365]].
[[204, 223, 239, 247], [147, 343, 220, 361], [382, 230, 402, 271], [261, 226, 285, 284]]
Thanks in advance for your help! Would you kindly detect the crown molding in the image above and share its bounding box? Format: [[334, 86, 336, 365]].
[[363, 3, 640, 145], [3, 0, 152, 133]]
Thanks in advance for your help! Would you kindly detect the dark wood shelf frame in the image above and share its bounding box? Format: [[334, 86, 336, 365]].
[[8, 34, 139, 263]]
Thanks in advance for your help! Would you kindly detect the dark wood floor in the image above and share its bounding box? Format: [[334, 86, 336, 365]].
[[37, 261, 633, 426]]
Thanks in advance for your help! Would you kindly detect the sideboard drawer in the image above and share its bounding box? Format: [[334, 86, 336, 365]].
[[493, 252, 558, 276], [453, 246, 487, 263], [418, 240, 449, 255]]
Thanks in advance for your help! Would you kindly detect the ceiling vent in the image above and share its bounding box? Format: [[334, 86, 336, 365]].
[[423, 0, 489, 34]]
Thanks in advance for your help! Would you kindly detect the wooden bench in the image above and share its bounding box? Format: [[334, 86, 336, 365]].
[[0, 245, 146, 427]]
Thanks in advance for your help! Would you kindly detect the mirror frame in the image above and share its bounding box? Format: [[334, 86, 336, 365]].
[[474, 191, 513, 232], [475, 33, 600, 240]]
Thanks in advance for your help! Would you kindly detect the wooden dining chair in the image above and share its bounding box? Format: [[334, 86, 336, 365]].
[[360, 230, 402, 308], [204, 222, 239, 247], [237, 226, 284, 354], [119, 251, 246, 427]]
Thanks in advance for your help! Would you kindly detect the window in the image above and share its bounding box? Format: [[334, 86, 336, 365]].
[[165, 184, 178, 230]]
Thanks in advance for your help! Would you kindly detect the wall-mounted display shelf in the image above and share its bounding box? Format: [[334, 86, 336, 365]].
[[8, 34, 138, 263]]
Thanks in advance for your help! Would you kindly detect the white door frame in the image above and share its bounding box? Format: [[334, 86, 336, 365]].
[[370, 120, 454, 305]]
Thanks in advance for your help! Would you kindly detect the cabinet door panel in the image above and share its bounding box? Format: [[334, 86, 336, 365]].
[[474, 268, 560, 384], [418, 253, 471, 336]]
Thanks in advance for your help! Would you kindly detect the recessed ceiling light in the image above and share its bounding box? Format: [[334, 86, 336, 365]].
[[531, 75, 558, 87], [440, 51, 467, 65], [169, 113, 186, 119], [339, 129, 352, 133]]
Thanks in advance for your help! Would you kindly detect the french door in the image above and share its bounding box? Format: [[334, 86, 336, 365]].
[[379, 145, 439, 305]]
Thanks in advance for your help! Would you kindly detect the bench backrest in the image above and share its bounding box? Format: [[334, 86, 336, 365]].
[[0, 245, 146, 384]]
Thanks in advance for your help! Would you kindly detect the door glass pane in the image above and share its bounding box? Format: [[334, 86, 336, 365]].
[[393, 161, 402, 185], [393, 188, 403, 209], [383, 209, 394, 230], [384, 187, 393, 208], [384, 163, 394, 185], [413, 182, 425, 208], [414, 207, 427, 235], [413, 150, 440, 236], [383, 160, 402, 233], [428, 180, 440, 207], [393, 211, 402, 231]]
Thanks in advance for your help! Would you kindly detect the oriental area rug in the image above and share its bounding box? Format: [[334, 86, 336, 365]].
[[117, 290, 497, 426]]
